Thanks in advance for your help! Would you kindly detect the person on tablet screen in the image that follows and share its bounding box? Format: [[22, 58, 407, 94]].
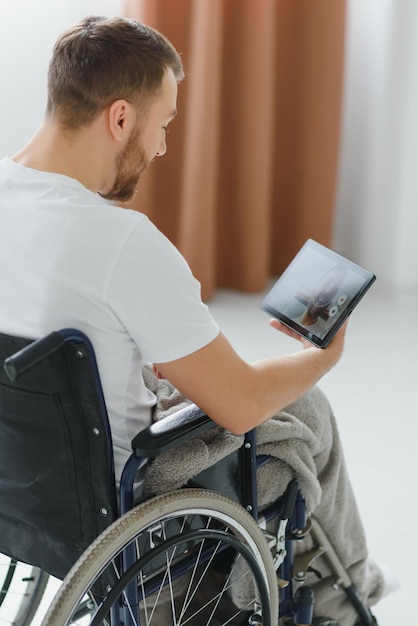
[[0, 16, 392, 625], [295, 266, 347, 338]]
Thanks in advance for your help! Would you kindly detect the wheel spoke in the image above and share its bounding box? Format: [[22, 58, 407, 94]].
[[0, 556, 48, 626], [42, 490, 278, 626]]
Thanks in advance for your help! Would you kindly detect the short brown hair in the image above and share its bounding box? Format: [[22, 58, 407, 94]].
[[46, 15, 184, 129]]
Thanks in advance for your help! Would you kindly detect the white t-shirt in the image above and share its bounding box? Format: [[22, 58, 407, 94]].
[[0, 158, 219, 480]]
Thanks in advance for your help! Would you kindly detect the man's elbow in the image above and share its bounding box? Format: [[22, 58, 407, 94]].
[[213, 404, 268, 436]]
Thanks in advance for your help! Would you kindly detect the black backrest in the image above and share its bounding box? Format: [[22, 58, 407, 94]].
[[0, 330, 118, 580]]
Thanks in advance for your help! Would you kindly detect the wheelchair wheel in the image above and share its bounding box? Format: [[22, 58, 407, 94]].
[[0, 554, 49, 625], [42, 489, 279, 625]]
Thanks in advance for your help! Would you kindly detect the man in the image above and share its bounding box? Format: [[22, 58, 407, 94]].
[[0, 16, 386, 625]]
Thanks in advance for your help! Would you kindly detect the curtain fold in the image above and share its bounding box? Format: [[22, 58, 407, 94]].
[[124, 0, 346, 300]]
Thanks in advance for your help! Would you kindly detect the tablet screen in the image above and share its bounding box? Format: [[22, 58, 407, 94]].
[[260, 239, 376, 348]]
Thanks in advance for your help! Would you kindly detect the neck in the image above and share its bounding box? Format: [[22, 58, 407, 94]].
[[12, 117, 112, 194]]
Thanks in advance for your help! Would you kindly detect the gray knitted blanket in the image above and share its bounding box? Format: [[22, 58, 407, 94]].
[[142, 366, 385, 625]]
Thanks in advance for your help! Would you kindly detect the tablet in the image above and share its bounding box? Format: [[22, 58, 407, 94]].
[[260, 239, 376, 348]]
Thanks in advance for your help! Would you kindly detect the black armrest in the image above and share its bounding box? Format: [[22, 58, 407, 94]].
[[132, 404, 215, 458]]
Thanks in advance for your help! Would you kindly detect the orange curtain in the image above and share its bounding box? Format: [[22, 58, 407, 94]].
[[124, 0, 346, 301]]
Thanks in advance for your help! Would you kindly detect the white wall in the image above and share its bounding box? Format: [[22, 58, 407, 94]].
[[334, 0, 418, 291], [0, 0, 122, 157]]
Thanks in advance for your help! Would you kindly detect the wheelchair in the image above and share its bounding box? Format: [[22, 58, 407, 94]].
[[0, 328, 377, 626]]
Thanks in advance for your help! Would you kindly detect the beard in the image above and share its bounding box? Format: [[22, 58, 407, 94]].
[[101, 126, 149, 202]]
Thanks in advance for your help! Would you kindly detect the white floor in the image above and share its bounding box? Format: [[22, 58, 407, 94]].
[[32, 285, 415, 625]]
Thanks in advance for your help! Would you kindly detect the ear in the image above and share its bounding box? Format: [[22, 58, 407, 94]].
[[108, 100, 134, 142]]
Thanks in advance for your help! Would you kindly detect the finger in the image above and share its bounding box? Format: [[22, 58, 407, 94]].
[[269, 319, 300, 341]]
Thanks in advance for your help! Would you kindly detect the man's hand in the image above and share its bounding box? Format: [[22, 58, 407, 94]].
[[269, 317, 348, 366]]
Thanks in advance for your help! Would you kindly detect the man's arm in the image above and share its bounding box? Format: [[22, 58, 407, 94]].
[[154, 320, 347, 434]]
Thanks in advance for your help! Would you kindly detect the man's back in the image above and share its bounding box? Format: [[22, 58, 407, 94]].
[[0, 156, 219, 478]]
